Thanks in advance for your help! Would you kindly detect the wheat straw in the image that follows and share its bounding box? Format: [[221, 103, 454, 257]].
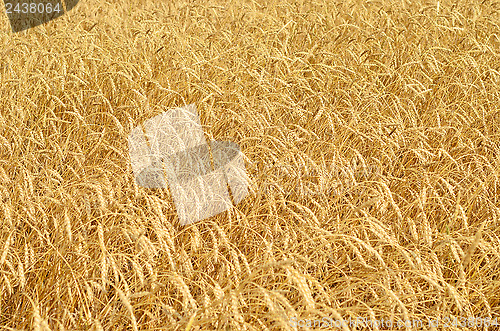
[[2, 0, 500, 328]]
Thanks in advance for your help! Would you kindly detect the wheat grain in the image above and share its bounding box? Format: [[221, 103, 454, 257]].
[[285, 266, 315, 311], [32, 303, 42, 331], [17, 261, 25, 290], [2, 274, 12, 296], [131, 258, 145, 289], [0, 233, 11, 265], [463, 221, 486, 269], [93, 319, 104, 331], [171, 272, 197, 310], [117, 287, 138, 331]]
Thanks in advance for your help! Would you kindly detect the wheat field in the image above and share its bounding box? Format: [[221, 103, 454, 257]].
[[0, 0, 500, 329]]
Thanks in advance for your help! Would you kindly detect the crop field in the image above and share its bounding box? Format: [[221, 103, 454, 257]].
[[1, 0, 500, 329]]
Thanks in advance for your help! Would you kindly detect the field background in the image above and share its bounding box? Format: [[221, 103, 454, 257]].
[[1, 0, 500, 329]]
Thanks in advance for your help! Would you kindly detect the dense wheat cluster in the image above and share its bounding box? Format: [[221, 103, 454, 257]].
[[1, 0, 500, 329]]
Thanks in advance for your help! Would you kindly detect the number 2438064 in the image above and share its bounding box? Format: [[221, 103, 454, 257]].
[[5, 2, 62, 14]]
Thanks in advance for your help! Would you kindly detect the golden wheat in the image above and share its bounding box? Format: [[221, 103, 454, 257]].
[[1, 0, 500, 329]]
